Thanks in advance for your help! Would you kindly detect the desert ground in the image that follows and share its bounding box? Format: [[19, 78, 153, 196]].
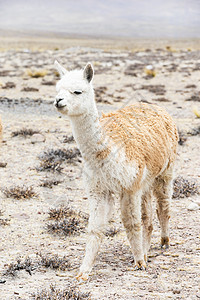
[[0, 37, 200, 299]]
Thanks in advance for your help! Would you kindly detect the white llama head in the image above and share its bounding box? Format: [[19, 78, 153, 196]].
[[54, 61, 94, 116]]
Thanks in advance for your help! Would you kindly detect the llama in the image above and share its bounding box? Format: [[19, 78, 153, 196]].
[[54, 61, 178, 280]]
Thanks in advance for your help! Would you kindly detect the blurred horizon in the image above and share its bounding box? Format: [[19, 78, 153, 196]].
[[0, 0, 200, 39]]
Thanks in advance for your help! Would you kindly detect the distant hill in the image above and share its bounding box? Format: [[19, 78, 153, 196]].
[[0, 0, 200, 38]]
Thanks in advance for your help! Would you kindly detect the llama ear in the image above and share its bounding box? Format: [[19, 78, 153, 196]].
[[54, 60, 67, 77], [83, 63, 94, 83]]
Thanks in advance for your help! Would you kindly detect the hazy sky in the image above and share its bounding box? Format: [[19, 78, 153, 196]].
[[0, 0, 199, 38]]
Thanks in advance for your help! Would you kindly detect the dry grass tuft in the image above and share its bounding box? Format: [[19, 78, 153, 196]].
[[4, 258, 34, 276], [32, 285, 90, 300], [2, 81, 16, 89], [27, 69, 47, 78], [4, 253, 71, 277], [178, 129, 187, 145], [95, 86, 111, 104], [141, 84, 166, 95], [105, 228, 120, 237], [46, 205, 88, 236], [21, 86, 39, 92], [40, 179, 62, 188], [186, 93, 200, 102], [0, 210, 9, 226], [2, 186, 37, 200], [12, 128, 40, 137], [38, 253, 71, 271], [37, 148, 81, 172], [63, 135, 75, 143], [173, 176, 199, 198], [144, 67, 156, 78], [189, 125, 200, 136]]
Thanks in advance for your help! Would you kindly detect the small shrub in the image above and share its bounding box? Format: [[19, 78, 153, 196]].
[[186, 94, 200, 102], [189, 125, 200, 136], [47, 218, 86, 237], [63, 135, 75, 143], [48, 205, 88, 221], [0, 210, 9, 226], [105, 228, 120, 237], [27, 69, 47, 78], [2, 186, 37, 200], [46, 205, 88, 236], [32, 285, 90, 300], [4, 258, 34, 276], [40, 179, 62, 188], [4, 253, 71, 277], [37, 148, 81, 172], [21, 87, 39, 92], [41, 80, 56, 86], [39, 253, 70, 271], [173, 176, 199, 198], [178, 130, 187, 145], [12, 128, 40, 137], [141, 84, 166, 95], [2, 82, 16, 89]]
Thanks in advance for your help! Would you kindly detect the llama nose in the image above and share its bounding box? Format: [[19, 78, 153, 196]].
[[55, 97, 64, 107]]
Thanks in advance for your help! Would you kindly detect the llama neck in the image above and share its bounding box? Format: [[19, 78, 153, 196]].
[[69, 108, 105, 164]]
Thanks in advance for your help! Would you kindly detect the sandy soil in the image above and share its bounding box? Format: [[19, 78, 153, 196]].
[[0, 38, 200, 299]]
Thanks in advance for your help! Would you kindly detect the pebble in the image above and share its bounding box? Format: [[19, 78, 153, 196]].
[[187, 202, 200, 211], [31, 133, 46, 144], [0, 279, 6, 284]]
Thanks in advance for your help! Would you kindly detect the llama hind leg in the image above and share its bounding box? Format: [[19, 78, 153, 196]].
[[154, 167, 174, 248], [120, 190, 146, 270], [77, 190, 113, 280], [142, 190, 153, 262]]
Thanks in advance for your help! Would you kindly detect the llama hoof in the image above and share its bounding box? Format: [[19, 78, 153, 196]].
[[161, 237, 169, 249], [134, 260, 146, 271], [76, 272, 89, 282]]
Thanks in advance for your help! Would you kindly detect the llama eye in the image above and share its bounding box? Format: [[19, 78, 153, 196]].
[[74, 91, 82, 95]]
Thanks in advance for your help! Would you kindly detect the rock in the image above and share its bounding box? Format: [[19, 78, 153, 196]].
[[0, 162, 7, 168], [31, 133, 46, 144], [187, 202, 199, 211], [0, 279, 6, 284]]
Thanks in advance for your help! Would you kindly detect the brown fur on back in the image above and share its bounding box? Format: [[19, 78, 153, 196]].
[[101, 102, 178, 178]]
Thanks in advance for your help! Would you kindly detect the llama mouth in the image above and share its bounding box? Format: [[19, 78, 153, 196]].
[[55, 103, 66, 109], [55, 104, 68, 113], [56, 105, 66, 110]]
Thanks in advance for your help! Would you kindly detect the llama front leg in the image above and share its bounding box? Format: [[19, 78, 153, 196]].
[[120, 190, 146, 270], [77, 190, 113, 280]]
